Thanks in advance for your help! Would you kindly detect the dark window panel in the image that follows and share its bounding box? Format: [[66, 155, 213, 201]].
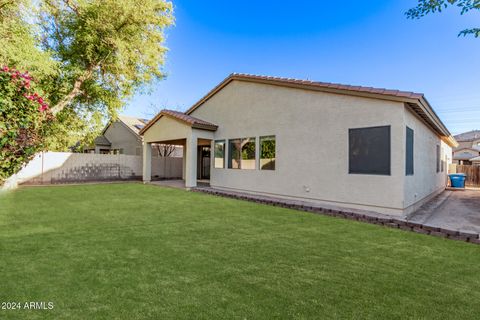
[[406, 127, 414, 176], [349, 126, 391, 175]]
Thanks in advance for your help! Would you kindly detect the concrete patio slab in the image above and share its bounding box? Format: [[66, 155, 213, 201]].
[[408, 189, 480, 233], [150, 179, 187, 189], [150, 179, 210, 189]]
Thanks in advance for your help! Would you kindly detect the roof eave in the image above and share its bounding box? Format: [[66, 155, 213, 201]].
[[192, 123, 218, 131], [139, 113, 162, 135], [185, 74, 420, 115], [417, 97, 458, 148], [186, 74, 458, 147], [139, 112, 218, 135]]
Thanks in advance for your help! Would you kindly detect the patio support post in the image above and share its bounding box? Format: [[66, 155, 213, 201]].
[[143, 142, 152, 183], [182, 143, 187, 180], [185, 134, 197, 188]]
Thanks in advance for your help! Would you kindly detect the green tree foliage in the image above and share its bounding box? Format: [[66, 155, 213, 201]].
[[261, 139, 275, 160], [406, 0, 480, 37], [241, 139, 255, 160], [0, 0, 173, 152], [39, 0, 174, 115], [0, 66, 53, 184], [0, 1, 58, 80]]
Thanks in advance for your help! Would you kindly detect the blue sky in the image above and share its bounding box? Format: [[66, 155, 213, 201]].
[[124, 0, 480, 135]]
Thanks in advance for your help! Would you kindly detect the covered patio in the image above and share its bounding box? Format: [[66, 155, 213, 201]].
[[139, 110, 218, 188]]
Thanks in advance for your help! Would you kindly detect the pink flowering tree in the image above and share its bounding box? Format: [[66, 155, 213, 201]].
[[0, 66, 53, 184]]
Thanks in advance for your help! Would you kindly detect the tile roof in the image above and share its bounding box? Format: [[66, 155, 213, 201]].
[[454, 130, 480, 142], [231, 73, 425, 99], [185, 73, 425, 116], [139, 109, 218, 134], [138, 74, 456, 147], [183, 73, 457, 147]]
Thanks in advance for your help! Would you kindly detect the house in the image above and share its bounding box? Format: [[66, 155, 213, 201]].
[[471, 156, 480, 166], [139, 74, 457, 217], [452, 130, 480, 165], [85, 115, 182, 157], [453, 148, 480, 165]]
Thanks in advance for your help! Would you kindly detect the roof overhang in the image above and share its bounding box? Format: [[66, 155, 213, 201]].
[[139, 109, 218, 135], [185, 73, 458, 148]]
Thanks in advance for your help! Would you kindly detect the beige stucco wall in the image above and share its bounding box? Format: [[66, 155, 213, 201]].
[[104, 121, 142, 155], [143, 116, 191, 144], [191, 80, 410, 215], [142, 116, 214, 186], [403, 106, 452, 215]]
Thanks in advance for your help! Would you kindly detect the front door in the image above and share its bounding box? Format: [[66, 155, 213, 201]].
[[197, 146, 211, 180]]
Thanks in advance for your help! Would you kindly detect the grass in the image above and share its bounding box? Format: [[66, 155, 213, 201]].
[[1, 183, 480, 319]]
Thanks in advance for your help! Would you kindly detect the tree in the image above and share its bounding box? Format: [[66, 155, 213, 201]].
[[38, 0, 173, 115], [0, 66, 53, 184], [153, 144, 177, 157], [0, 1, 57, 77], [0, 0, 173, 182], [406, 0, 480, 37], [1, 0, 173, 151]]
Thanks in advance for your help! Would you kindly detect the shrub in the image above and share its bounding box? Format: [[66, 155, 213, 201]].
[[0, 66, 53, 185]]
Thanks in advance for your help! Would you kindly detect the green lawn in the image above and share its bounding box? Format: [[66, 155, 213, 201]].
[[1, 183, 480, 319]]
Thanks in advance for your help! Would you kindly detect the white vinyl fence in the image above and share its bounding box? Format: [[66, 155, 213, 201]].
[[13, 152, 182, 185]]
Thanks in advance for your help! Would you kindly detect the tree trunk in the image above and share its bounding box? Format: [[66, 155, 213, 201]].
[[50, 68, 93, 115]]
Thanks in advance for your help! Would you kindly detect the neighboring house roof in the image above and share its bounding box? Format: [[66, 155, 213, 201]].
[[454, 147, 480, 154], [100, 115, 149, 141], [183, 73, 457, 147], [139, 109, 218, 134], [94, 135, 111, 146], [454, 130, 480, 142], [115, 115, 149, 135], [454, 155, 478, 161], [453, 148, 480, 161]]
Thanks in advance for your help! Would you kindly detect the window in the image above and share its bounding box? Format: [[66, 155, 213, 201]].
[[228, 139, 241, 169], [228, 138, 256, 169], [349, 126, 391, 175], [406, 127, 414, 176], [436, 145, 440, 173], [214, 140, 225, 168], [441, 147, 445, 172], [260, 136, 276, 170]]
